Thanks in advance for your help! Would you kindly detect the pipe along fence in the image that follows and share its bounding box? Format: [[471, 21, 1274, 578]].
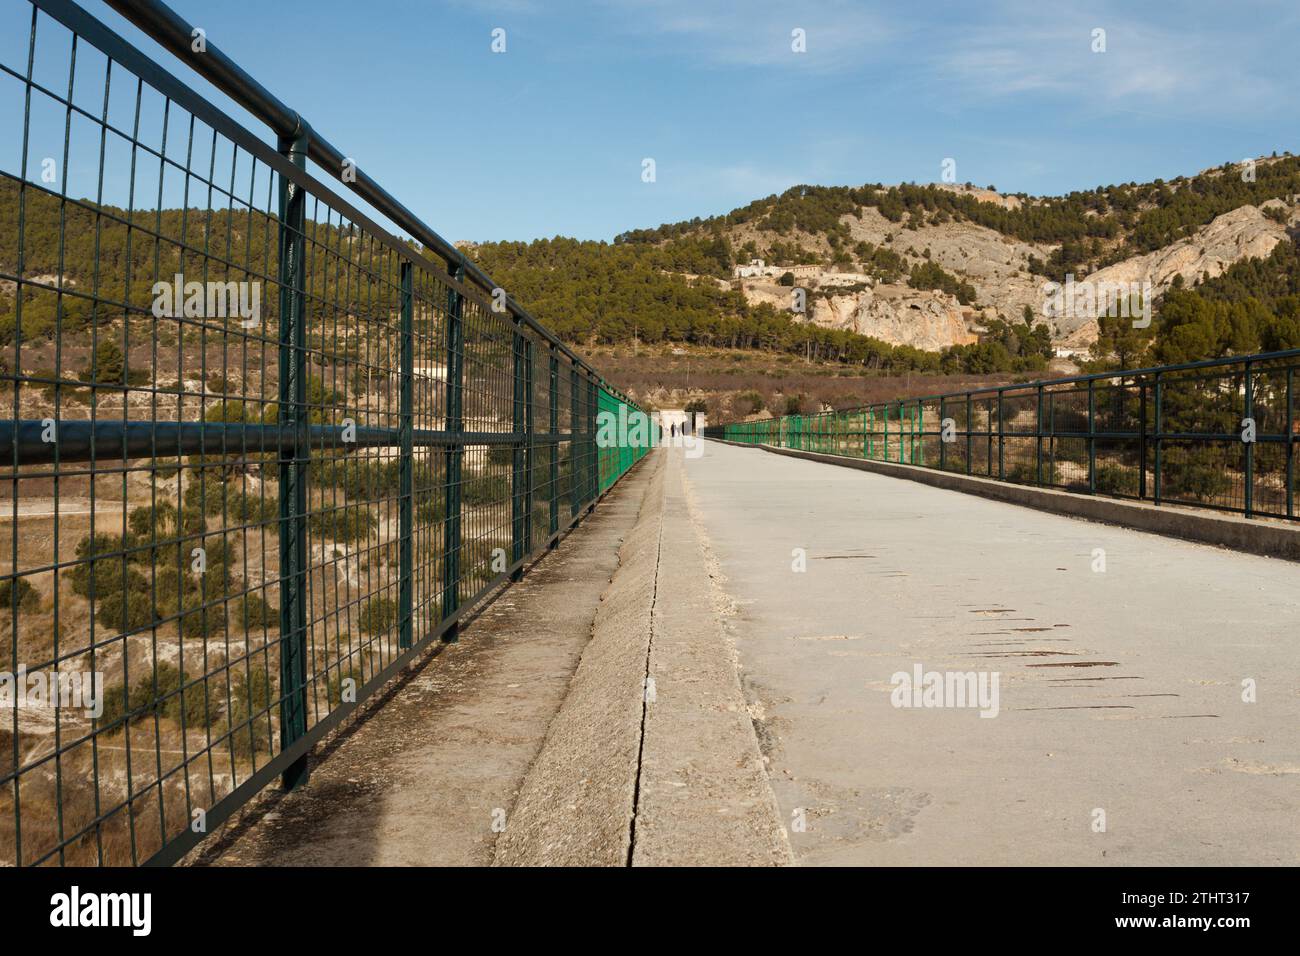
[[708, 349, 1300, 522], [0, 0, 655, 866]]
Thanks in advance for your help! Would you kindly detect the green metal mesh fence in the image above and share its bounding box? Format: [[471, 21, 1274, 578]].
[[709, 351, 1299, 522], [0, 0, 653, 866]]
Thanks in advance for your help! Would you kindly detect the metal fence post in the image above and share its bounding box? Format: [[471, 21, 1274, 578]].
[[986, 397, 993, 477], [276, 130, 310, 791], [548, 351, 559, 544], [525, 340, 535, 555], [1287, 366, 1294, 519], [898, 403, 905, 463], [1049, 389, 1057, 486], [398, 261, 413, 649], [511, 321, 525, 579], [915, 402, 923, 465], [1035, 385, 1044, 485], [570, 365, 580, 517], [1153, 373, 1163, 505], [442, 266, 465, 642], [939, 399, 946, 472], [966, 393, 972, 476], [1244, 361, 1254, 518], [587, 377, 598, 506], [1139, 379, 1148, 500], [997, 391, 1005, 480], [1087, 379, 1096, 494]]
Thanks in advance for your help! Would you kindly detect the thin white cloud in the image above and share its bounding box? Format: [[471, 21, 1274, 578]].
[[929, 1, 1287, 114], [598, 0, 897, 72]]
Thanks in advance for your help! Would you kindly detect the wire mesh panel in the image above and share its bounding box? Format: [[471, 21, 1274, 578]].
[[0, 0, 650, 867]]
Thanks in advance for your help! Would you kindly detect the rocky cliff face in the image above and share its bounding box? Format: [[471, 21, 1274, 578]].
[[731, 194, 1298, 352], [1054, 202, 1297, 335], [738, 276, 976, 351], [810, 286, 976, 351]]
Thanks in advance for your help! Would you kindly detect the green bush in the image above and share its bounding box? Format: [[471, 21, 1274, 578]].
[[180, 603, 223, 639], [152, 564, 192, 618], [128, 501, 177, 538], [358, 596, 397, 636], [463, 474, 509, 506], [97, 661, 220, 730], [184, 470, 228, 517], [0, 577, 40, 612], [68, 533, 131, 598], [232, 666, 274, 713], [81, 338, 125, 386], [180, 506, 207, 536], [230, 490, 277, 524], [416, 495, 445, 525], [308, 505, 376, 542], [314, 458, 401, 499], [1093, 463, 1135, 495], [1005, 460, 1059, 486], [1162, 446, 1233, 503], [240, 591, 277, 629], [95, 573, 156, 633], [218, 702, 271, 759]]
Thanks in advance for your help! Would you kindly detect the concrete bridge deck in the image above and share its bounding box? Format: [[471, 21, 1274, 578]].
[[196, 442, 1299, 866], [685, 441, 1300, 865]]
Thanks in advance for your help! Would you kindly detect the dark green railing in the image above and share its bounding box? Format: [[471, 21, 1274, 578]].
[[0, 0, 653, 866], [708, 350, 1300, 521]]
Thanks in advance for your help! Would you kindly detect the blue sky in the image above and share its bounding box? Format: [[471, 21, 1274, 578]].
[[10, 0, 1300, 243]]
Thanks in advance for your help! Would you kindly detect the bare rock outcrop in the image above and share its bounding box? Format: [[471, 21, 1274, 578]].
[[725, 193, 1296, 353], [1059, 203, 1295, 340]]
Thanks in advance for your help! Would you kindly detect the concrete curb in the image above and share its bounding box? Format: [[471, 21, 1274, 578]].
[[712, 439, 1300, 563], [492, 447, 791, 866], [631, 451, 792, 866], [492, 452, 665, 866]]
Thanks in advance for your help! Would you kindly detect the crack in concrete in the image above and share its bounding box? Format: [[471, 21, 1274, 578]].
[[625, 495, 665, 865]]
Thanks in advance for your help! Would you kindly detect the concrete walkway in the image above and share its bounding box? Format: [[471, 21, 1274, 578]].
[[683, 440, 1300, 865]]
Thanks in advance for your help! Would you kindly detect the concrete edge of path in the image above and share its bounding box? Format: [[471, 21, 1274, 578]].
[[716, 440, 1300, 563], [494, 448, 791, 866], [492, 451, 666, 865], [630, 452, 792, 866]]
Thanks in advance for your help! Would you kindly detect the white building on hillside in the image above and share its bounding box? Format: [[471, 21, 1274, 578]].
[[733, 259, 822, 280]]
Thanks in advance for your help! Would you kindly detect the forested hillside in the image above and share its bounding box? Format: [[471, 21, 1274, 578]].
[[5, 152, 1300, 383], [614, 152, 1300, 278], [467, 237, 962, 372]]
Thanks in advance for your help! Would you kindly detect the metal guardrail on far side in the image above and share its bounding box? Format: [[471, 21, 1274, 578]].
[[707, 349, 1300, 522], [0, 0, 655, 867]]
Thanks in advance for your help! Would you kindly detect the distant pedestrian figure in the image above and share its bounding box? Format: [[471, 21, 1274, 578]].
[[671, 423, 677, 438]]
